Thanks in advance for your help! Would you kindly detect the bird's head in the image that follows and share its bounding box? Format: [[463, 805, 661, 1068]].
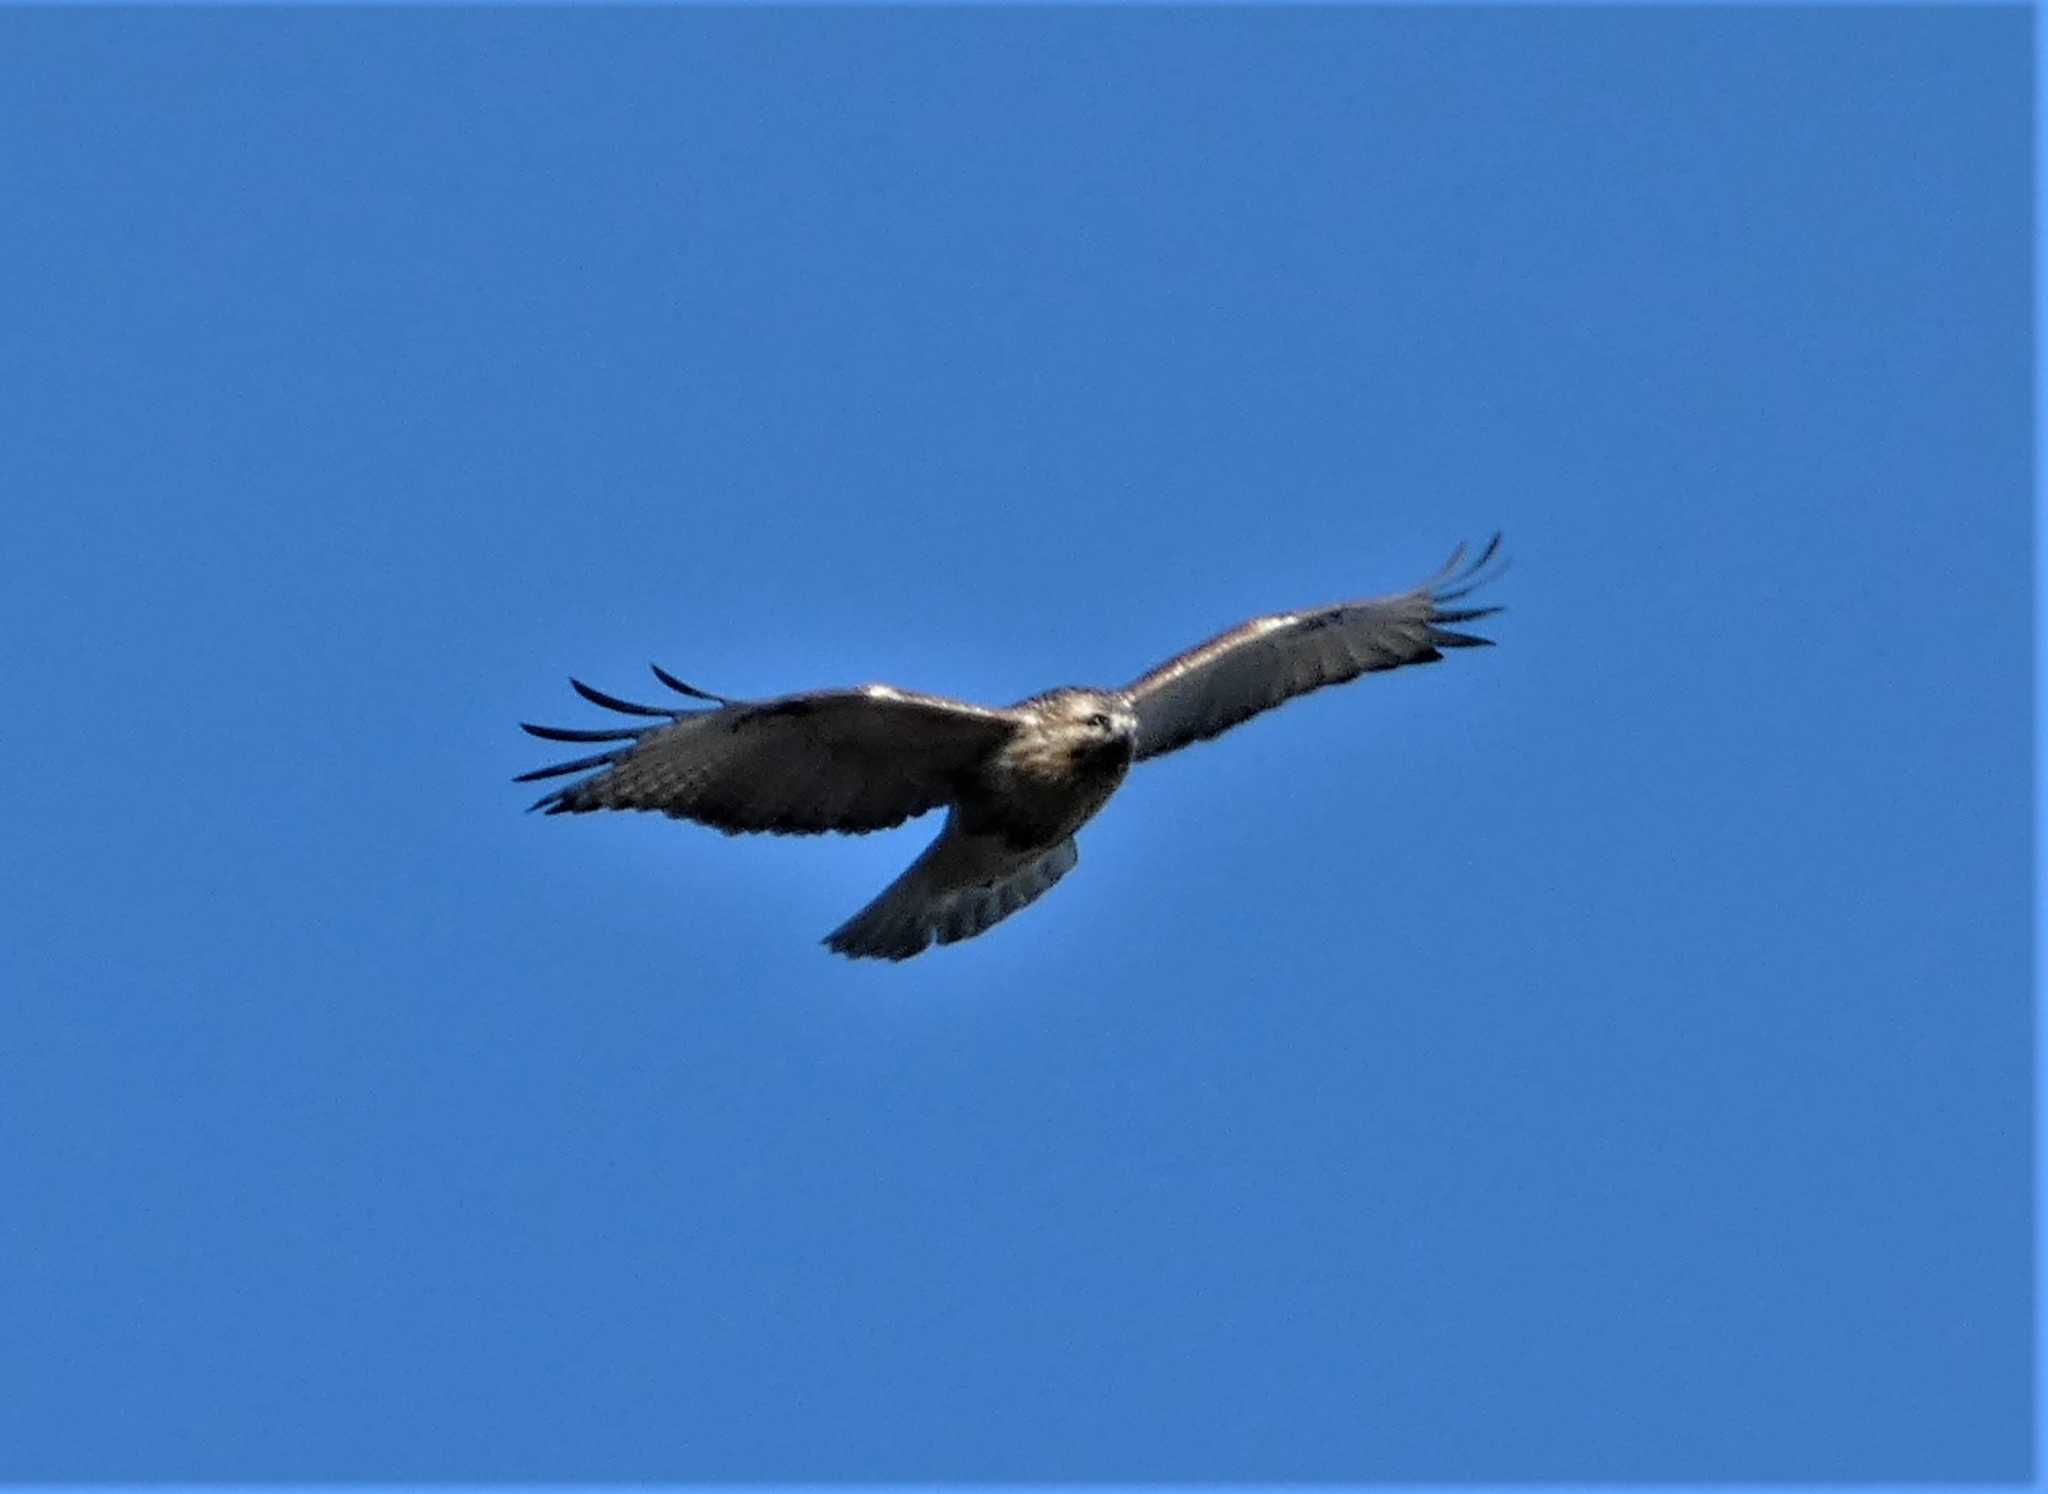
[[1030, 688, 1138, 768]]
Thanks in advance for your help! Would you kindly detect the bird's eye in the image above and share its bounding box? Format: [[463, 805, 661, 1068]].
[[1087, 712, 1112, 730]]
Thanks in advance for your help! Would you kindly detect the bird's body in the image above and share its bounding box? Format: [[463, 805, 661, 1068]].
[[517, 536, 1505, 960], [959, 689, 1137, 848]]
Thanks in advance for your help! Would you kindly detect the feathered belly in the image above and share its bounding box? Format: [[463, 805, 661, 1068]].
[[960, 739, 1132, 850]]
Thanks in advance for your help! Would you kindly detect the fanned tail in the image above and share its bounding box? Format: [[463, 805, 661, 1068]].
[[824, 820, 1080, 961]]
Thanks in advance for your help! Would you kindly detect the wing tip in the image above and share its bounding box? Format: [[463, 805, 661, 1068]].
[[520, 721, 643, 744], [570, 676, 679, 719], [1431, 533, 1509, 603], [512, 746, 628, 783], [515, 670, 700, 809], [651, 662, 733, 704], [1429, 627, 1496, 649]]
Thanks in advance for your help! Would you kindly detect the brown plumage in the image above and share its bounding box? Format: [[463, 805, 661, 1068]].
[[518, 535, 1505, 960]]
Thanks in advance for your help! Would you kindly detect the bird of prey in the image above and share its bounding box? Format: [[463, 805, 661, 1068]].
[[517, 535, 1505, 960]]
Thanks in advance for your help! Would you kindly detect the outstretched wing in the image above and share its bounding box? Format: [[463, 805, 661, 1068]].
[[517, 670, 1018, 835], [1122, 534, 1506, 762], [824, 812, 1080, 961]]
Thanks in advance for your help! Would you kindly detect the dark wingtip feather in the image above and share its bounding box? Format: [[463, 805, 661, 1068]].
[[651, 662, 730, 704], [1431, 604, 1503, 625], [513, 748, 626, 783], [570, 676, 675, 718], [1433, 535, 1509, 602], [520, 721, 644, 743]]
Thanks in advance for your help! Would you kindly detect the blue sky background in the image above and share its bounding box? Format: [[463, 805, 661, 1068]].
[[0, 6, 2029, 1483]]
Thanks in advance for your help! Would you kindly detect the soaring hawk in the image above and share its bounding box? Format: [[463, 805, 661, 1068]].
[[518, 535, 1505, 960]]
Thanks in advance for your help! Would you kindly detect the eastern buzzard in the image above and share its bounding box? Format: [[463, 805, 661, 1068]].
[[518, 535, 1505, 960]]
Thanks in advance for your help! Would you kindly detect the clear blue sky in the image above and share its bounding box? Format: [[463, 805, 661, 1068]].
[[0, 6, 2028, 1482]]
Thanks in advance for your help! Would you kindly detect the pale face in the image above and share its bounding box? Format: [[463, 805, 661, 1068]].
[[1042, 690, 1138, 768]]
